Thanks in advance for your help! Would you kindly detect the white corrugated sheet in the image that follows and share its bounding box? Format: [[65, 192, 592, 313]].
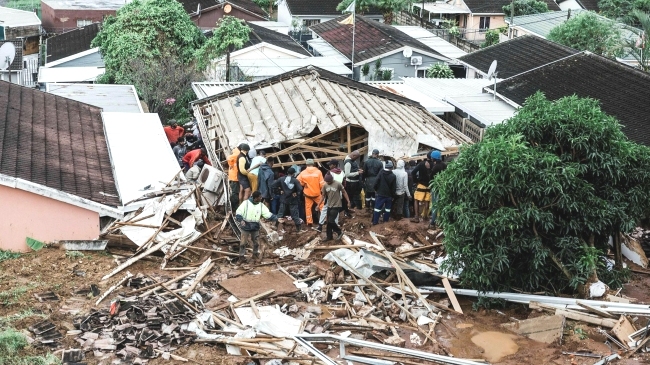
[[394, 26, 466, 60], [307, 38, 351, 64], [0, 6, 41, 27], [47, 84, 143, 113], [401, 78, 495, 99], [192, 82, 252, 99], [102, 112, 189, 209], [38, 67, 105, 83], [193, 67, 471, 158], [445, 94, 516, 126], [234, 57, 352, 80], [364, 81, 455, 114]]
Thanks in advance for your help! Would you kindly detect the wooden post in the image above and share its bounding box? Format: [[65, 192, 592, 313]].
[[347, 125, 351, 154]]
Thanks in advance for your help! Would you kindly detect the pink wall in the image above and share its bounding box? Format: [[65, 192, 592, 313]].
[[0, 184, 100, 252]]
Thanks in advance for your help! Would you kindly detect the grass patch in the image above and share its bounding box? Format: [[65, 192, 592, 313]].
[[0, 250, 21, 263], [65, 251, 85, 259], [0, 285, 36, 306], [0, 309, 46, 326], [0, 328, 60, 365]]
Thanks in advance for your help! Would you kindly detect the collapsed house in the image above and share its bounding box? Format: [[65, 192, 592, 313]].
[[192, 66, 471, 168]]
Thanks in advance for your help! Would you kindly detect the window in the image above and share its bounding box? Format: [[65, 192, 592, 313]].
[[302, 19, 320, 27], [77, 19, 93, 27], [417, 69, 426, 78], [479, 16, 490, 31]]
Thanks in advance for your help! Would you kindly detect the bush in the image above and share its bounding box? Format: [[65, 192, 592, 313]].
[[426, 64, 454, 78], [434, 92, 650, 295]]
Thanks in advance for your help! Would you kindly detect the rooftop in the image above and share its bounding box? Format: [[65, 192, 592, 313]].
[[0, 6, 41, 27], [0, 81, 120, 207], [41, 0, 132, 10], [192, 82, 252, 99], [246, 22, 310, 56], [493, 52, 650, 146], [364, 81, 455, 114], [178, 0, 267, 18], [38, 67, 105, 83], [445, 93, 516, 126], [576, 0, 599, 11], [458, 35, 579, 78], [393, 26, 466, 60], [230, 57, 352, 80], [310, 15, 447, 64], [412, 2, 470, 14], [401, 77, 496, 100], [46, 23, 101, 63], [462, 0, 510, 14], [283, 0, 381, 16], [507, 9, 588, 37], [46, 84, 143, 113], [307, 38, 351, 64]]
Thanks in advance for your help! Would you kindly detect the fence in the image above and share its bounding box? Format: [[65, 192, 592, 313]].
[[394, 11, 482, 53], [446, 112, 484, 142]]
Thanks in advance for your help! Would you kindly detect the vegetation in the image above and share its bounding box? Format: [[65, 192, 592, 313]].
[[195, 16, 251, 81], [0, 250, 20, 263], [65, 251, 85, 259], [92, 0, 205, 122], [502, 0, 549, 16], [599, 0, 650, 26], [626, 11, 650, 71], [0, 309, 46, 326], [548, 12, 623, 58], [441, 19, 461, 37], [434, 92, 650, 295], [482, 29, 501, 48], [0, 328, 60, 365], [426, 64, 454, 78], [336, 0, 410, 23]]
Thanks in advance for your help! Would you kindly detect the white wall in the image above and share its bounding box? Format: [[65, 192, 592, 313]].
[[277, 1, 292, 26]]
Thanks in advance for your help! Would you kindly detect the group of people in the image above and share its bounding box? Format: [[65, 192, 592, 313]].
[[163, 120, 212, 181], [229, 144, 447, 264]]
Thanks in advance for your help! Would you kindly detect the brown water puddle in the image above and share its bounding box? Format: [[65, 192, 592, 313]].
[[470, 331, 519, 362], [455, 323, 474, 329]]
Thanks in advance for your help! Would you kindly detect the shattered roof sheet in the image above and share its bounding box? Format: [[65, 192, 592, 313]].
[[193, 66, 471, 156], [493, 52, 650, 146], [0, 81, 120, 207]]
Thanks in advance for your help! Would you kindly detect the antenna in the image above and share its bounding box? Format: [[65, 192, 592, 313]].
[[0, 42, 16, 84], [402, 47, 413, 58], [486, 60, 498, 100]]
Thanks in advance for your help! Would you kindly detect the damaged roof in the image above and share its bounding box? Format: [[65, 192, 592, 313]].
[[493, 52, 650, 147], [192, 66, 471, 157], [458, 35, 579, 78], [310, 15, 447, 64], [0, 81, 121, 207], [45, 23, 101, 63]]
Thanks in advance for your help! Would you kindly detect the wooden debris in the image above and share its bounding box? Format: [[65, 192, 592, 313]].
[[441, 278, 463, 314], [501, 315, 565, 344], [554, 309, 618, 328], [611, 316, 636, 345], [96, 271, 133, 305], [576, 300, 616, 319]]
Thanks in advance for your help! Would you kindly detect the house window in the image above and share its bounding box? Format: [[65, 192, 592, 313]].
[[479, 16, 490, 31], [77, 19, 93, 27], [302, 19, 321, 27], [417, 69, 426, 78]]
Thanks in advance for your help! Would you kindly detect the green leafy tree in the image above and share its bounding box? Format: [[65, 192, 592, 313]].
[[599, 0, 650, 25], [434, 92, 650, 296], [426, 63, 454, 78], [482, 29, 500, 48], [91, 0, 205, 121], [336, 0, 410, 24], [502, 0, 549, 16], [548, 12, 623, 57], [195, 16, 251, 81], [626, 11, 650, 71]]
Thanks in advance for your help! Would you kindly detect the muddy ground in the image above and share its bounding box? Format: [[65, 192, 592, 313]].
[[1, 210, 649, 365]]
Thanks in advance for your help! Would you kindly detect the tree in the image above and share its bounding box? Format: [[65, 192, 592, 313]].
[[482, 29, 500, 48], [626, 11, 650, 71], [434, 92, 650, 296], [336, 0, 410, 24], [195, 16, 251, 82], [91, 0, 205, 121], [426, 63, 454, 78], [599, 0, 650, 26], [548, 12, 623, 58], [502, 0, 549, 16]]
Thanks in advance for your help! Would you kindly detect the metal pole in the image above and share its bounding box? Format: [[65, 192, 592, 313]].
[[351, 9, 355, 80], [509, 0, 515, 38]]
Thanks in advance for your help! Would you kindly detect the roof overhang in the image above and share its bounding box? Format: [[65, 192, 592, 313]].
[[354, 46, 449, 66], [0, 173, 123, 218], [44, 47, 102, 68]]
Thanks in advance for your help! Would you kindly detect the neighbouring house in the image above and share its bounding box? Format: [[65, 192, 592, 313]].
[[0, 6, 41, 54], [310, 16, 450, 80], [46, 84, 143, 113], [178, 0, 267, 29], [45, 23, 101, 64], [41, 0, 131, 33], [458, 35, 579, 78], [491, 51, 650, 147], [277, 0, 382, 36], [192, 65, 471, 166], [0, 81, 122, 251]]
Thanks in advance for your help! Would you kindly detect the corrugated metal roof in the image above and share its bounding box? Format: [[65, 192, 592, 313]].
[[192, 66, 471, 157], [233, 57, 352, 81], [307, 38, 351, 64], [507, 10, 588, 37], [0, 6, 41, 27], [46, 84, 143, 113], [38, 67, 105, 83], [445, 94, 516, 126], [393, 26, 466, 60], [401, 78, 496, 99], [364, 81, 455, 114], [192, 82, 252, 99]]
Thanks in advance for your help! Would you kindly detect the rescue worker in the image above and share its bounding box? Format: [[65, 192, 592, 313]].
[[257, 159, 275, 208], [272, 167, 303, 233], [297, 159, 324, 228], [248, 150, 267, 192], [372, 161, 397, 225], [185, 160, 204, 183], [234, 191, 278, 264], [163, 120, 184, 147], [172, 138, 187, 167], [321, 172, 350, 241], [316, 160, 344, 232], [343, 150, 363, 217], [227, 145, 241, 211], [410, 153, 434, 223], [182, 147, 211, 172], [392, 160, 411, 221], [363, 149, 383, 211], [237, 144, 252, 203]]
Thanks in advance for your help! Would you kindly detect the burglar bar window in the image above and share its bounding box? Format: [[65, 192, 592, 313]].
[[479, 16, 490, 31], [303, 19, 321, 27]]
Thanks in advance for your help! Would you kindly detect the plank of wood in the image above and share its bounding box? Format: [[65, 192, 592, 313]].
[[233, 290, 275, 308], [250, 300, 261, 319], [501, 315, 565, 344], [576, 300, 616, 319], [102, 239, 170, 281], [441, 278, 463, 314], [555, 309, 617, 328], [611, 315, 636, 345]]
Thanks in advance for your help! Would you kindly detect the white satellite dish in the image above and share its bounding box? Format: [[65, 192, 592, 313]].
[[403, 47, 413, 58], [0, 42, 16, 71], [486, 59, 497, 79]]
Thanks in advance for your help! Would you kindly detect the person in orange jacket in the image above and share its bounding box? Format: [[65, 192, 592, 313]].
[[227, 145, 241, 210], [297, 159, 324, 227], [163, 120, 184, 147], [182, 147, 211, 172]]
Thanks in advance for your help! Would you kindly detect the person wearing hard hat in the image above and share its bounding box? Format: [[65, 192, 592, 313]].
[[297, 159, 324, 228]]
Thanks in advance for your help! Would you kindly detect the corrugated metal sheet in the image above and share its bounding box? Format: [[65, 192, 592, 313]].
[[445, 94, 516, 126], [393, 26, 467, 60], [364, 81, 455, 114], [192, 82, 252, 99], [46, 83, 143, 113], [193, 66, 471, 157]]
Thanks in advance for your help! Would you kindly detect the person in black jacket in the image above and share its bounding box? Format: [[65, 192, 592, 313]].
[[363, 149, 383, 211], [372, 161, 397, 225], [271, 167, 304, 233], [410, 154, 434, 223]]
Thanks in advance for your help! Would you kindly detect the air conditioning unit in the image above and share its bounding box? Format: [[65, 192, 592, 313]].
[[200, 165, 226, 193], [410, 56, 423, 66]]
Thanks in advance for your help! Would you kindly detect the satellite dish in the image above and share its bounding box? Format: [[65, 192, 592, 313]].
[[486, 59, 497, 79], [403, 47, 413, 58], [0, 42, 16, 71], [224, 3, 232, 13]]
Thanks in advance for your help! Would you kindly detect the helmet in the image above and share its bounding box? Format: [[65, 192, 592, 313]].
[[429, 150, 442, 161]]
